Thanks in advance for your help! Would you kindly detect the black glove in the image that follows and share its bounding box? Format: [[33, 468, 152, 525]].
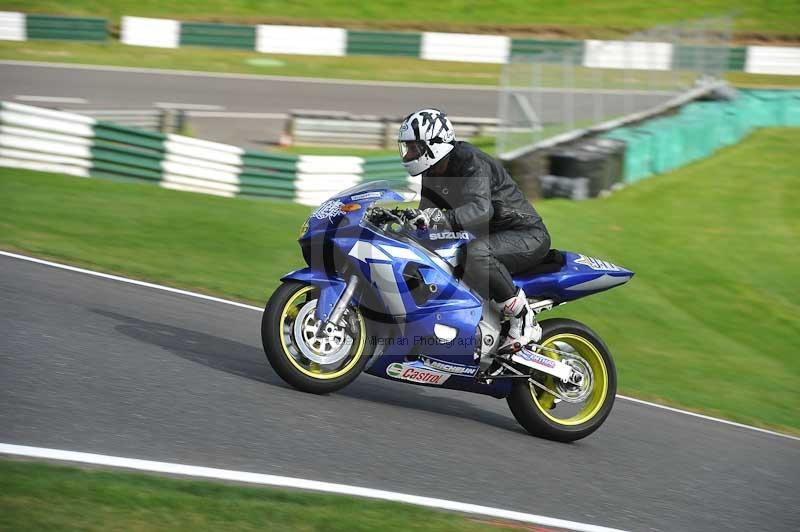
[[405, 208, 450, 231]]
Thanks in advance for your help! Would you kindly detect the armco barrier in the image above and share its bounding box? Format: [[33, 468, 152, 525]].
[[239, 151, 297, 199], [91, 122, 165, 182], [0, 11, 106, 41], [745, 46, 800, 75], [26, 14, 106, 41], [179, 22, 255, 49], [0, 12, 25, 41], [346, 31, 422, 57], [5, 12, 796, 75], [511, 39, 584, 60], [256, 25, 347, 56], [8, 95, 799, 206], [121, 16, 179, 48], [421, 32, 510, 64], [0, 101, 95, 177], [287, 111, 499, 149], [66, 109, 174, 132], [583, 40, 672, 70], [0, 101, 411, 205]]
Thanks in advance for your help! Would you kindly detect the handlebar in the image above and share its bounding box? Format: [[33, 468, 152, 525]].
[[366, 206, 416, 227]]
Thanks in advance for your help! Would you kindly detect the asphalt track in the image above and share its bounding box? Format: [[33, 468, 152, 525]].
[[1, 253, 798, 531], [0, 62, 667, 148]]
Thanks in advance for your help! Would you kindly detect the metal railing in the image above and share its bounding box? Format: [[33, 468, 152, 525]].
[[497, 15, 734, 159], [63, 108, 186, 133], [285, 110, 500, 149]]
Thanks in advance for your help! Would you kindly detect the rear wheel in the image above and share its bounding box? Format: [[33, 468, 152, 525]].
[[506, 318, 616, 442], [262, 281, 373, 394]]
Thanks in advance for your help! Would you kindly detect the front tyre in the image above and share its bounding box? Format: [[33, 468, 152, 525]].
[[507, 318, 616, 442], [262, 281, 373, 394]]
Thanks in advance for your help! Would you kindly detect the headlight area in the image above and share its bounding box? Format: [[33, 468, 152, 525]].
[[298, 219, 310, 239], [299, 235, 351, 276]]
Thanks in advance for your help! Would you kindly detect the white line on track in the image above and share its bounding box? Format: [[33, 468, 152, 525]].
[[0, 443, 628, 532], [1, 249, 798, 443], [0, 60, 671, 95], [14, 95, 88, 104], [0, 250, 262, 312], [615, 395, 799, 441]]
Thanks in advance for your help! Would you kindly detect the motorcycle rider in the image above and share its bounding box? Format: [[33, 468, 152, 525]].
[[399, 108, 551, 353]]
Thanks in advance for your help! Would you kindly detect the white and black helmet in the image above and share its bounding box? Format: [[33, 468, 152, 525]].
[[398, 108, 455, 176]]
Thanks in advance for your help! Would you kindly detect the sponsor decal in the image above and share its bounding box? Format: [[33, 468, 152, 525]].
[[421, 356, 478, 377], [517, 350, 557, 369], [351, 191, 383, 201], [430, 231, 470, 240], [312, 199, 345, 221], [385, 362, 450, 385], [386, 363, 403, 378], [574, 254, 621, 272]]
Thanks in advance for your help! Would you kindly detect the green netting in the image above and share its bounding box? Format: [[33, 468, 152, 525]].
[[603, 90, 800, 186], [602, 129, 653, 183], [784, 93, 800, 126], [632, 118, 685, 174]]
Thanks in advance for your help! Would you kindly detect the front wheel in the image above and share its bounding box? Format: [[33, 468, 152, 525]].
[[506, 318, 616, 442], [262, 281, 373, 394]]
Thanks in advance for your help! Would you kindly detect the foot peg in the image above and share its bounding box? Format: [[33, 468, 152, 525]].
[[497, 341, 523, 356]]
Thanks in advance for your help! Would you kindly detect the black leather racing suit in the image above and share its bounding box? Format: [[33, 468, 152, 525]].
[[419, 141, 550, 302]]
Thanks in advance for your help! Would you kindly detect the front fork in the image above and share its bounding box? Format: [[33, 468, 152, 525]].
[[315, 275, 359, 338]]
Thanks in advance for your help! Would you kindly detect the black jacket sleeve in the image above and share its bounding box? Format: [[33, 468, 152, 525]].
[[418, 188, 435, 210], [445, 161, 494, 232]]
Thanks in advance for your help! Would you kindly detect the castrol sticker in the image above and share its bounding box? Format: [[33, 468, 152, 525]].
[[386, 363, 450, 385]]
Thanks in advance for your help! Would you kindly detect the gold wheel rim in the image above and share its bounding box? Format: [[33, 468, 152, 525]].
[[529, 333, 609, 426], [279, 286, 366, 380]]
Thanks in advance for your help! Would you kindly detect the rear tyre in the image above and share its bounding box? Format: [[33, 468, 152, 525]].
[[262, 281, 373, 394], [506, 318, 616, 442]]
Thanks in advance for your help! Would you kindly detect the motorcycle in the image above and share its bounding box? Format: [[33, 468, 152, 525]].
[[262, 181, 634, 442]]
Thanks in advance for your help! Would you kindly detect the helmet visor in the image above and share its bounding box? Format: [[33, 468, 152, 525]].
[[399, 140, 427, 163]]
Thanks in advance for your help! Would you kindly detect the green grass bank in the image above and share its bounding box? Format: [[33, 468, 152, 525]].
[[0, 459, 517, 532], [10, 0, 800, 38], [1, 128, 798, 433]]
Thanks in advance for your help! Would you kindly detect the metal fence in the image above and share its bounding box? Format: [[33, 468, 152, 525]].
[[62, 108, 188, 134], [285, 110, 500, 149], [497, 16, 734, 159]]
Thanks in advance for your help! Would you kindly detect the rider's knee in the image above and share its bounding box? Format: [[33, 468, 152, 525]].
[[465, 239, 493, 263]]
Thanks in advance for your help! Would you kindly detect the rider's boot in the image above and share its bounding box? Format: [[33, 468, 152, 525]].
[[497, 289, 542, 354]]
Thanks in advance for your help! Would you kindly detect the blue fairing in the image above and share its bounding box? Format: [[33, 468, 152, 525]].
[[281, 268, 347, 322], [302, 180, 405, 239], [283, 182, 632, 400], [513, 252, 634, 302]]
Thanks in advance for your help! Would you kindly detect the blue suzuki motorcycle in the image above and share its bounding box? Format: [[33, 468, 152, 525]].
[[262, 181, 634, 442]]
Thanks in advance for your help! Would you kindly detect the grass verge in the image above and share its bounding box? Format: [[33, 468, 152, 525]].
[[11, 0, 800, 38], [0, 459, 517, 531], [2, 40, 800, 89], [1, 129, 799, 433]]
